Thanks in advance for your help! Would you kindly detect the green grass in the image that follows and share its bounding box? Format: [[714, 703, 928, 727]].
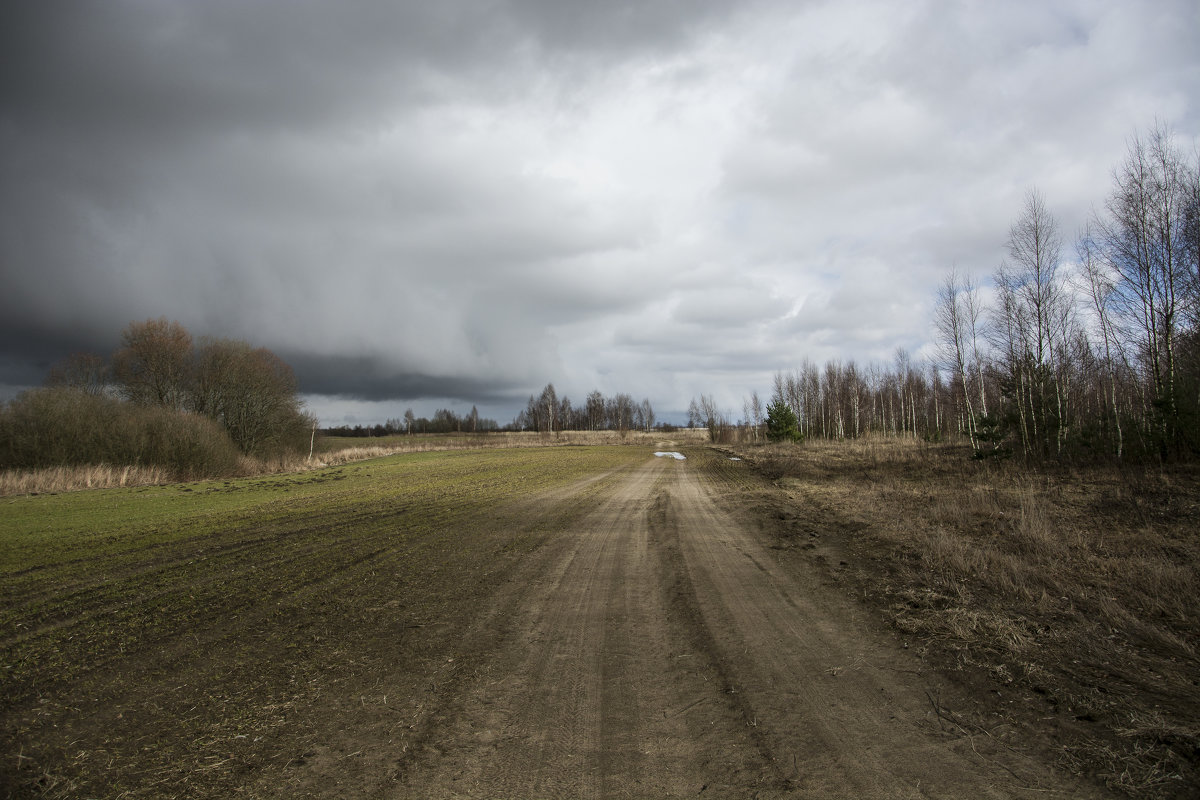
[[2, 446, 629, 566]]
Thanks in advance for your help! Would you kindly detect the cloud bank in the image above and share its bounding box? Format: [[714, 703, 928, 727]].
[[2, 0, 1197, 423]]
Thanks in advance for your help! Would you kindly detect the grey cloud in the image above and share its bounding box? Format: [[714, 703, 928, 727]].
[[281, 352, 529, 405], [2, 3, 504, 138], [2, 0, 1197, 422]]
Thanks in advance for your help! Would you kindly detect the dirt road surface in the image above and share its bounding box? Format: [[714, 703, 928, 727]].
[[382, 454, 1106, 799]]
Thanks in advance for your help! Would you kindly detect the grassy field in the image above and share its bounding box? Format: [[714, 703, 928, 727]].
[[0, 445, 647, 798], [736, 438, 1200, 798], [316, 428, 708, 453], [0, 430, 709, 497]]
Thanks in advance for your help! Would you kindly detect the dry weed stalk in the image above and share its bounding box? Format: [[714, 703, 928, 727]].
[[0, 463, 171, 495]]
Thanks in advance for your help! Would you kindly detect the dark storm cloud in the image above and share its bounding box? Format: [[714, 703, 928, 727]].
[[0, 1, 684, 394], [0, 317, 121, 388], [281, 352, 528, 405], [0, 0, 744, 139]]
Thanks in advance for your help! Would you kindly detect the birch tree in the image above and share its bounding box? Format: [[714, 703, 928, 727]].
[[1098, 125, 1195, 456], [934, 269, 977, 446], [991, 189, 1071, 456], [747, 390, 764, 442]]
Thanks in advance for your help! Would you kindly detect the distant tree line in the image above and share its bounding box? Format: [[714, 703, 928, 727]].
[[327, 385, 662, 437], [695, 353, 944, 446], [1, 318, 314, 475], [513, 384, 657, 434], [324, 406, 500, 438], [731, 123, 1200, 462]]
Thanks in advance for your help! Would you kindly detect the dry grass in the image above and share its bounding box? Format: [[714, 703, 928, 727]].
[[741, 436, 1200, 799], [0, 463, 172, 495]]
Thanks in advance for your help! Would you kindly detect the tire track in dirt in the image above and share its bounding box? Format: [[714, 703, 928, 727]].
[[390, 457, 744, 797], [389, 453, 1110, 799]]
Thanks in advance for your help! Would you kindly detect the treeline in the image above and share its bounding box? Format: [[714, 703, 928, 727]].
[[514, 384, 657, 433], [326, 384, 660, 438], [324, 406, 500, 437], [696, 354, 945, 445], [934, 123, 1198, 460], [731, 123, 1200, 462], [0, 318, 314, 476]]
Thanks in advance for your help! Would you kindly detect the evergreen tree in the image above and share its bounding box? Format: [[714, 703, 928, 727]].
[[765, 399, 802, 442]]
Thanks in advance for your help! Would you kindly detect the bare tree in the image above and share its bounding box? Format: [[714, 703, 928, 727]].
[[823, 360, 845, 439], [744, 390, 763, 442], [558, 395, 575, 431], [639, 398, 655, 432], [539, 383, 558, 435], [962, 273, 989, 419], [692, 394, 726, 442], [992, 189, 1072, 455], [844, 360, 863, 439], [934, 269, 978, 447], [608, 393, 635, 432], [1007, 189, 1064, 370], [1097, 124, 1195, 456], [192, 338, 310, 455], [586, 390, 605, 431], [111, 318, 193, 410], [45, 352, 110, 396]]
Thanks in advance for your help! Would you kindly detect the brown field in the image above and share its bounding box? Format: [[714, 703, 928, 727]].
[[735, 437, 1200, 798], [1, 438, 1196, 798]]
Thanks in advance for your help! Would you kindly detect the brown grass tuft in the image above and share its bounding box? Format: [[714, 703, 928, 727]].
[[0, 463, 173, 495]]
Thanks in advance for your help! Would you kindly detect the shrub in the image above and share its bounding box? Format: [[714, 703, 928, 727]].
[[0, 388, 242, 479]]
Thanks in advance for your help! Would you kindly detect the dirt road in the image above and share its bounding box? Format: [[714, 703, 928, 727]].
[[386, 453, 1105, 799]]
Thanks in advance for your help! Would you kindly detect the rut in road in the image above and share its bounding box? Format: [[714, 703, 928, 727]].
[[392, 455, 1104, 799]]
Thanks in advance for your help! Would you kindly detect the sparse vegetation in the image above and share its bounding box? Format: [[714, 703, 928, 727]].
[[741, 437, 1200, 798]]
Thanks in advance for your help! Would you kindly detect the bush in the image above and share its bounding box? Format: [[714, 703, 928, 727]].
[[0, 388, 242, 479]]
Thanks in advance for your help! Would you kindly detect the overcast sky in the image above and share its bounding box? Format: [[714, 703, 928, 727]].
[[2, 1, 1197, 425]]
